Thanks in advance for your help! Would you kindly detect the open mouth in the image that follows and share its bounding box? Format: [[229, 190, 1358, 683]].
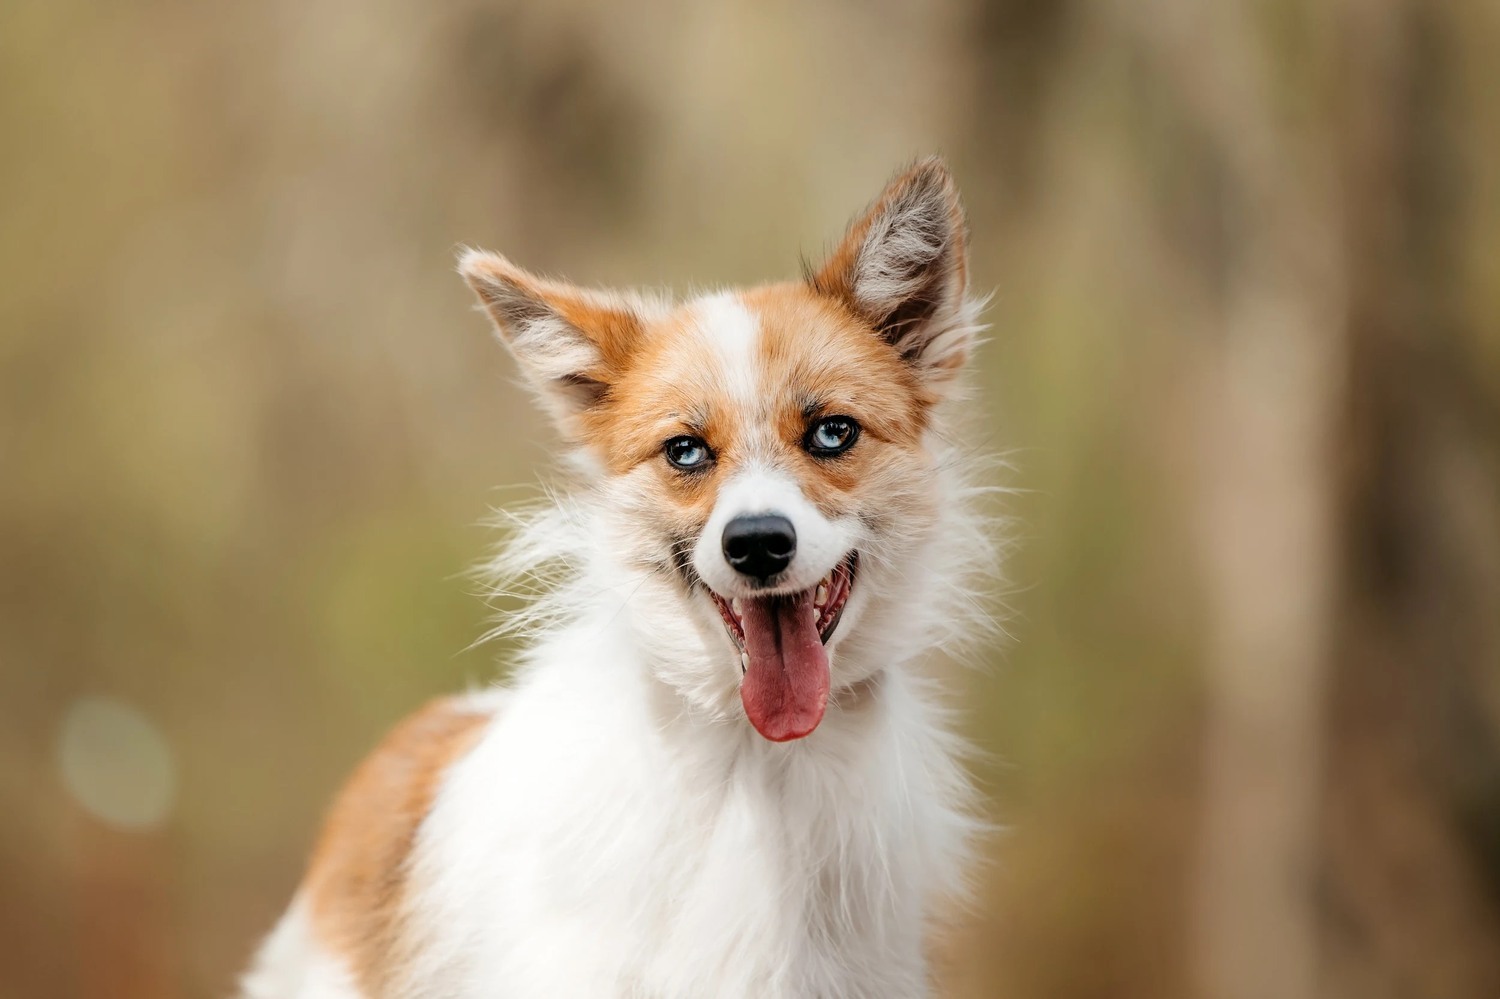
[[708, 553, 858, 743], [709, 552, 858, 655]]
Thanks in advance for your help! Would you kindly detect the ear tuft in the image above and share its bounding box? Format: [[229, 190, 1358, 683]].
[[810, 158, 979, 386], [459, 248, 642, 431]]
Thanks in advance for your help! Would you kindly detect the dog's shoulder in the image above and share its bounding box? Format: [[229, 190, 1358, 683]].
[[300, 692, 501, 995]]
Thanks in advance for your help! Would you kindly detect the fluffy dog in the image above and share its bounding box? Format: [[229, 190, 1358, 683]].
[[242, 157, 996, 999]]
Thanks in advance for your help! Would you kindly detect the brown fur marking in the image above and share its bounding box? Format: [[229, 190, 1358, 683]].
[[302, 696, 495, 995]]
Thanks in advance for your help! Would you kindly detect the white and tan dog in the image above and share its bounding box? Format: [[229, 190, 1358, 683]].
[[242, 158, 996, 999]]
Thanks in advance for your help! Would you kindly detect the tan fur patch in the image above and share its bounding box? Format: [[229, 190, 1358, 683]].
[[743, 283, 933, 513], [302, 696, 495, 995], [571, 282, 936, 535]]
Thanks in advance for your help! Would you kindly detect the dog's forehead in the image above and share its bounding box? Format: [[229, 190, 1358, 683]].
[[587, 283, 928, 473], [632, 284, 911, 404]]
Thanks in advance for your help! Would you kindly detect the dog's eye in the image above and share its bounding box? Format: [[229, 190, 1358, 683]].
[[805, 416, 860, 457], [664, 435, 711, 470]]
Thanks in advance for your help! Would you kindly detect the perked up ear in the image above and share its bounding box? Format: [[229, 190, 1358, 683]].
[[459, 249, 644, 436], [809, 157, 979, 387]]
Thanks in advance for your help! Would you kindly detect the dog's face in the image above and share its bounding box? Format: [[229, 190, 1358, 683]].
[[463, 159, 979, 741]]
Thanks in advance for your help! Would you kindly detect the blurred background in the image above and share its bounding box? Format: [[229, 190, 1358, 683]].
[[2, 0, 1498, 997]]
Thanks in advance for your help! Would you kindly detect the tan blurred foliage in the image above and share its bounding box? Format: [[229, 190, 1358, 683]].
[[2, 1, 1498, 997]]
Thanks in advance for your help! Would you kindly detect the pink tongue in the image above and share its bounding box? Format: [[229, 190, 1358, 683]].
[[738, 590, 830, 742]]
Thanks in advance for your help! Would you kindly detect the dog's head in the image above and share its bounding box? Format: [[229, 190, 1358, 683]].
[[462, 159, 984, 742]]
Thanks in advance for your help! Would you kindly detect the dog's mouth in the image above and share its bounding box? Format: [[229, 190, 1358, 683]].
[[708, 553, 858, 743]]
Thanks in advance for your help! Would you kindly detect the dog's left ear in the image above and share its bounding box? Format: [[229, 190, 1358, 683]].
[[810, 157, 978, 390], [460, 249, 642, 438]]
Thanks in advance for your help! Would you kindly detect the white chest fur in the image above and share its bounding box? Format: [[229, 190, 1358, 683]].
[[400, 626, 973, 999]]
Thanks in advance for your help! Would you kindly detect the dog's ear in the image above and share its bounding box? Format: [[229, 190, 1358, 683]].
[[810, 157, 978, 390], [460, 249, 643, 434]]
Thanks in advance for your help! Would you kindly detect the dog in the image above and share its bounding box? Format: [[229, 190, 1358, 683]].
[[241, 157, 996, 999]]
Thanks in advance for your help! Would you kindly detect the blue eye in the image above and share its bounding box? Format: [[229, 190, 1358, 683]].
[[806, 416, 859, 456], [664, 436, 711, 470]]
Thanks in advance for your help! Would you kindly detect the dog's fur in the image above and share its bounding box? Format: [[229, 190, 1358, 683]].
[[241, 158, 996, 999]]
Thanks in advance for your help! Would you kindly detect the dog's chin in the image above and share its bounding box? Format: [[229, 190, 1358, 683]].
[[705, 553, 858, 743]]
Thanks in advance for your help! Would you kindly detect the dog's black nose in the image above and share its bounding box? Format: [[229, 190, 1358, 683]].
[[722, 515, 797, 579]]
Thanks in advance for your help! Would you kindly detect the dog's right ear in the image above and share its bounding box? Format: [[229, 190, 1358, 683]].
[[459, 249, 643, 436]]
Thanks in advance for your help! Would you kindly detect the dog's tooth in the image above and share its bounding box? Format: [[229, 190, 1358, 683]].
[[740, 651, 749, 673], [731, 598, 743, 615], [815, 582, 829, 606]]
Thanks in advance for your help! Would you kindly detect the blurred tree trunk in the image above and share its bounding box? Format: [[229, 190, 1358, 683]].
[[1169, 1, 1500, 997], [957, 1, 1500, 997], [1154, 3, 1345, 996], [74, 814, 177, 999], [1161, 1, 1500, 996], [1320, 2, 1500, 997]]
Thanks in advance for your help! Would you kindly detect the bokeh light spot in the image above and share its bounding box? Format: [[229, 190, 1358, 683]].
[[57, 696, 177, 831]]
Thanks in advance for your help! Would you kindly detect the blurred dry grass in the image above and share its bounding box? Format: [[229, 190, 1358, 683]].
[[2, 1, 1498, 997]]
